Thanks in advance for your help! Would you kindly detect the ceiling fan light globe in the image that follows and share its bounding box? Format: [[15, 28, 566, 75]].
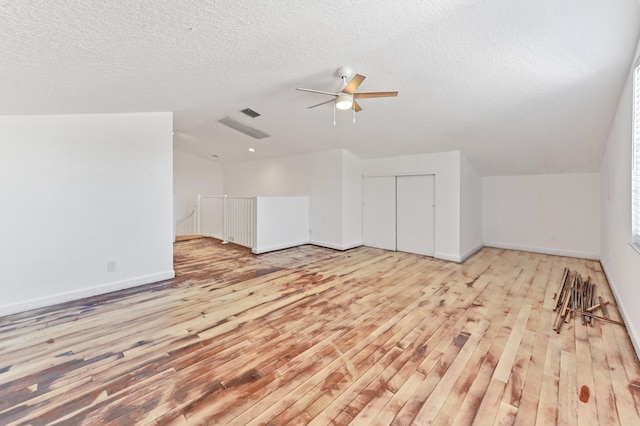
[[335, 95, 352, 110]]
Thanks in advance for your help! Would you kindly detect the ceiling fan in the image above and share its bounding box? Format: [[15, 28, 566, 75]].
[[297, 67, 398, 113]]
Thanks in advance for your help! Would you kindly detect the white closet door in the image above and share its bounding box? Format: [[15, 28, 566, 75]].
[[362, 176, 396, 251], [396, 175, 435, 256]]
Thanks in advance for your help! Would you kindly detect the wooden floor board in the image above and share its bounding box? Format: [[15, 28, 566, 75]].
[[1, 238, 639, 425]]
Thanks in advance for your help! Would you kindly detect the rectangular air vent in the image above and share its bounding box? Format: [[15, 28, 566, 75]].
[[241, 108, 261, 118], [218, 117, 270, 139]]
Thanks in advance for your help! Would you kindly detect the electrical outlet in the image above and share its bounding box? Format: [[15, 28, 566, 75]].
[[107, 261, 117, 272]]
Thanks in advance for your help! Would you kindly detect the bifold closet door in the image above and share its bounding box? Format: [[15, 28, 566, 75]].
[[362, 176, 396, 251], [396, 174, 435, 256]]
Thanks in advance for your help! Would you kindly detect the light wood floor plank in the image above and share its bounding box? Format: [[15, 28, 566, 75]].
[[412, 319, 490, 425]]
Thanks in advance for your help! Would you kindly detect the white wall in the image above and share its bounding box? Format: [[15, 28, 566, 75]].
[[173, 149, 223, 235], [223, 149, 358, 250], [600, 39, 640, 355], [308, 150, 344, 249], [254, 196, 309, 254], [222, 154, 310, 197], [342, 150, 363, 249], [483, 173, 601, 259], [0, 112, 175, 317], [460, 154, 483, 261], [363, 151, 462, 261]]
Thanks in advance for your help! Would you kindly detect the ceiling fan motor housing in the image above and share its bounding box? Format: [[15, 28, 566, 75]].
[[335, 66, 353, 80]]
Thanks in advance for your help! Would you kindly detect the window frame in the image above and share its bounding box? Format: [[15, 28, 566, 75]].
[[632, 62, 640, 252]]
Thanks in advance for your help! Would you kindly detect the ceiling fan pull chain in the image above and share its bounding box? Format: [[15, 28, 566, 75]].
[[333, 104, 336, 126], [353, 108, 356, 124]]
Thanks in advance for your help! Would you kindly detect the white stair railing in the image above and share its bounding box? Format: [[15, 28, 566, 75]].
[[174, 208, 196, 236]]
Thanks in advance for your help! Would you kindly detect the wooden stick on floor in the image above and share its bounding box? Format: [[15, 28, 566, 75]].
[[566, 308, 625, 326], [554, 272, 575, 333], [584, 278, 591, 325], [586, 300, 609, 313], [599, 295, 610, 319], [589, 281, 596, 325], [554, 268, 570, 311], [565, 274, 579, 323], [582, 278, 590, 325]]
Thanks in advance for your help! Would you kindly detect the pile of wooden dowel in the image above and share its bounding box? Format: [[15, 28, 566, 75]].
[[552, 268, 619, 333]]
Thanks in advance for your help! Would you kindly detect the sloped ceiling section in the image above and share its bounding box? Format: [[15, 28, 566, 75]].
[[1, 0, 639, 175]]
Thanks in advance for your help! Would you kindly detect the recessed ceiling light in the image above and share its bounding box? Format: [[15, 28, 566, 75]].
[[248, 148, 255, 152]]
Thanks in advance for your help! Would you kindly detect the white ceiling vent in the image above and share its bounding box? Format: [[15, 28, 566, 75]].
[[218, 116, 270, 139]]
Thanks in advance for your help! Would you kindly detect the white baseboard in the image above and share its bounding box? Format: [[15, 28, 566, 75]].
[[252, 240, 310, 254], [460, 243, 484, 262], [252, 239, 364, 254], [340, 241, 364, 250], [309, 240, 363, 251], [0, 270, 176, 319], [483, 241, 599, 260], [434, 252, 461, 263], [600, 260, 640, 360]]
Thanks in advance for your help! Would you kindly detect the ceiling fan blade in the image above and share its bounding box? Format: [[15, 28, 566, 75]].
[[342, 74, 366, 94], [296, 88, 339, 96], [353, 100, 363, 112], [307, 98, 336, 109], [353, 91, 398, 99]]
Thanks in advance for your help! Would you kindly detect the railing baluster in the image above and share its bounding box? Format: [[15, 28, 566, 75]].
[[192, 195, 255, 249]]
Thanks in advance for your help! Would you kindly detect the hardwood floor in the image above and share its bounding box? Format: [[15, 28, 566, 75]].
[[1, 238, 640, 425]]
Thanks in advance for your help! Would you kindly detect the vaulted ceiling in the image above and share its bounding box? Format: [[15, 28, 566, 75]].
[[1, 1, 639, 175]]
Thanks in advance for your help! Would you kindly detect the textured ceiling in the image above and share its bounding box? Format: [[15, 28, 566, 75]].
[[1, 0, 639, 175]]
